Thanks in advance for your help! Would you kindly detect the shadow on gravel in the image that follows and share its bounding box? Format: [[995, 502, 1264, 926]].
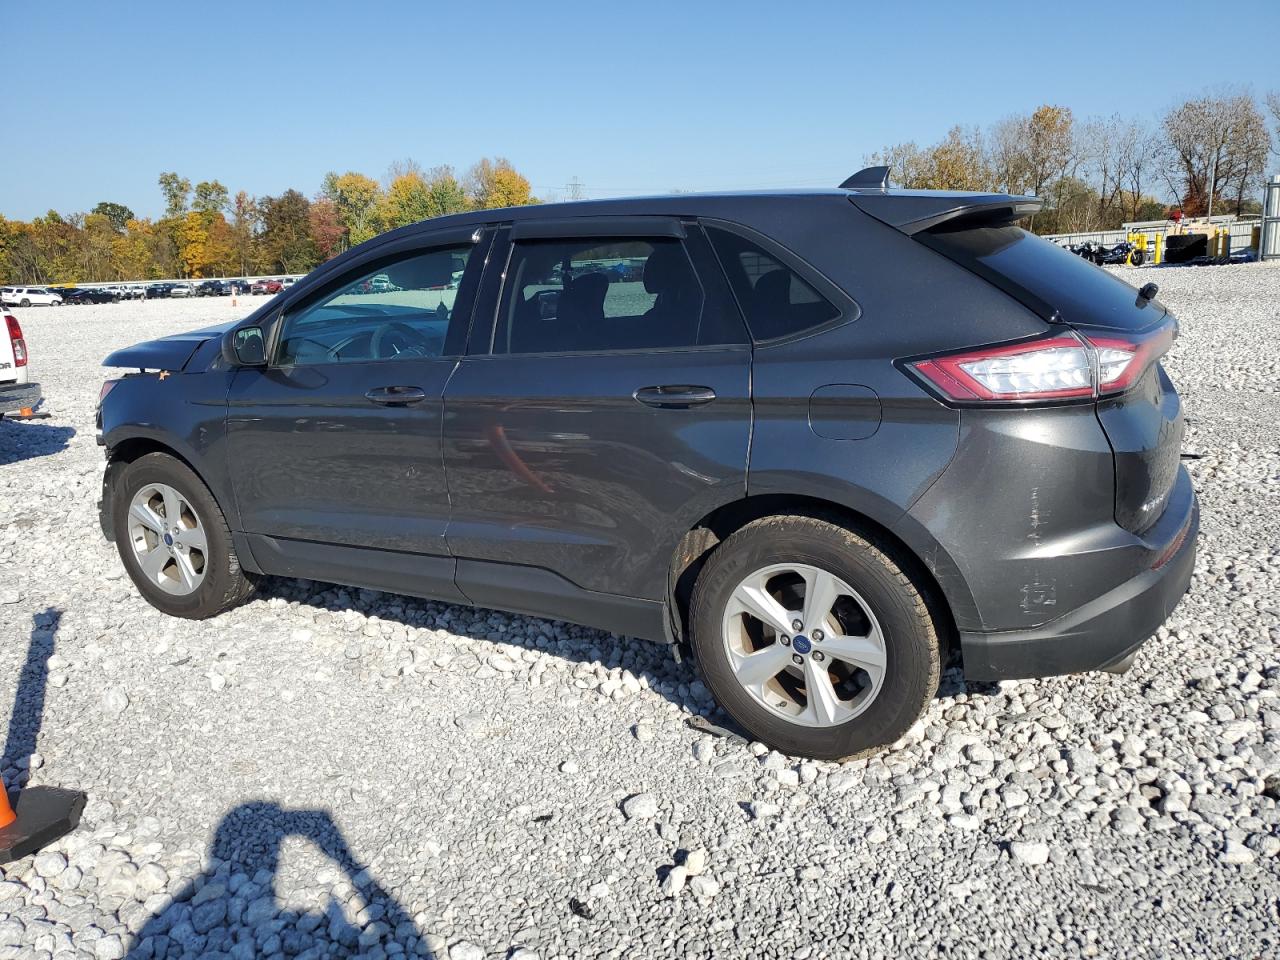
[[2, 608, 59, 785], [126, 801, 431, 959], [251, 574, 764, 738], [0, 420, 75, 465]]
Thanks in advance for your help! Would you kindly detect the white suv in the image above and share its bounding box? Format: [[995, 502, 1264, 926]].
[[1, 286, 63, 308], [0, 312, 40, 417]]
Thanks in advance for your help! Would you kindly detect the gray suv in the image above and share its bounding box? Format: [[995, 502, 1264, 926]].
[[97, 168, 1197, 759]]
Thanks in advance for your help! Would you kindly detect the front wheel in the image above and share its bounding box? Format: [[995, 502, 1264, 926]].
[[689, 515, 940, 760], [112, 452, 256, 618]]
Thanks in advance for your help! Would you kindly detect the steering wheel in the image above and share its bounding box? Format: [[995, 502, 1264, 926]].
[[370, 321, 436, 359]]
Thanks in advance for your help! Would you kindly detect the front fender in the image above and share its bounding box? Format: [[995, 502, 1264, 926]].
[[99, 356, 238, 535]]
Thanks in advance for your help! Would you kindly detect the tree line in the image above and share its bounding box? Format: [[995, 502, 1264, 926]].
[[867, 89, 1280, 234], [0, 157, 536, 284], [3, 88, 1278, 284]]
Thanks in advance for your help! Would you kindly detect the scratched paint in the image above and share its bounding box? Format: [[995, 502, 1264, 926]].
[[1021, 485, 1057, 613]]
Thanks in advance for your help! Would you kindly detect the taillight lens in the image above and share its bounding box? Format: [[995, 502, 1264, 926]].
[[909, 321, 1174, 404], [99, 380, 119, 404], [911, 336, 1094, 401], [5, 314, 26, 366]]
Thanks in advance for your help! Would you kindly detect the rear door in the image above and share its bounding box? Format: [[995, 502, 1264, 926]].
[[226, 229, 490, 600], [441, 218, 752, 621]]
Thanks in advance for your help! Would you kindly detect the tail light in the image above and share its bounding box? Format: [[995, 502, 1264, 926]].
[[907, 320, 1174, 404], [5, 314, 27, 366], [98, 380, 119, 404]]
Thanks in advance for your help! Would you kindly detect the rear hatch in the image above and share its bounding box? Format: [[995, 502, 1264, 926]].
[[915, 222, 1181, 535]]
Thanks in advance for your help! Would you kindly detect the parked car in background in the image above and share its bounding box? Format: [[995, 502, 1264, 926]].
[[64, 288, 117, 305], [281, 278, 298, 290], [1, 286, 63, 308], [97, 170, 1198, 760], [169, 283, 195, 298], [250, 279, 282, 295], [195, 280, 229, 297], [0, 312, 40, 419], [145, 283, 173, 299]]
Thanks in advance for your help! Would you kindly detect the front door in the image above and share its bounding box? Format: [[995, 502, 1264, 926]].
[[441, 220, 752, 618], [226, 234, 489, 602]]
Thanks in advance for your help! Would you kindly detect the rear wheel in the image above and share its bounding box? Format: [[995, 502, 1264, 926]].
[[689, 515, 940, 760], [112, 453, 256, 618], [19, 299, 29, 307]]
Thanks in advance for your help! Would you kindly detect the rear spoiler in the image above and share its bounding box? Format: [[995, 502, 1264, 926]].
[[850, 191, 1042, 235]]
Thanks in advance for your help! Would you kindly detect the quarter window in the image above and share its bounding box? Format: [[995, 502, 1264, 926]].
[[706, 226, 840, 341], [276, 245, 471, 365], [494, 237, 736, 354]]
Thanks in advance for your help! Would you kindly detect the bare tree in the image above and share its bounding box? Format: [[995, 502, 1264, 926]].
[[1162, 92, 1269, 216], [1267, 92, 1280, 155]]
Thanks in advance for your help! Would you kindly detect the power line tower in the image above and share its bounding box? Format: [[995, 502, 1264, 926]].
[[566, 177, 586, 201]]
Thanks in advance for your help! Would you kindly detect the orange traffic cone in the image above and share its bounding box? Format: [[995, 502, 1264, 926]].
[[0, 780, 85, 862]]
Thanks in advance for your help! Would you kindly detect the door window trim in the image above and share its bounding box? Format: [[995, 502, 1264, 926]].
[[470, 224, 748, 359], [699, 217, 861, 345], [268, 231, 491, 368]]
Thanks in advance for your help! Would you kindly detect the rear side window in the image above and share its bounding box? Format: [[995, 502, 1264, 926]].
[[921, 224, 1157, 331], [705, 226, 840, 341], [493, 237, 739, 354]]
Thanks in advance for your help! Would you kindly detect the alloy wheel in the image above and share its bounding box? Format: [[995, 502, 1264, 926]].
[[721, 562, 887, 728], [126, 482, 208, 596]]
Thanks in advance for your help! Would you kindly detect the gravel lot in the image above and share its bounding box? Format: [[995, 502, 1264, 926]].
[[1, 266, 1278, 960]]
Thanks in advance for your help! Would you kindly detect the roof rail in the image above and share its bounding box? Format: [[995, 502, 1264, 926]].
[[838, 166, 891, 191]]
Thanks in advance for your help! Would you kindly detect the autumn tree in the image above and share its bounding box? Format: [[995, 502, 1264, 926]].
[[379, 171, 434, 230], [423, 166, 469, 217], [259, 190, 317, 273], [320, 171, 381, 250], [230, 191, 260, 275], [465, 157, 536, 209], [308, 198, 344, 262]]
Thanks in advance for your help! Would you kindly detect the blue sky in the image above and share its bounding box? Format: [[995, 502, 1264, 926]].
[[4, 0, 1278, 219]]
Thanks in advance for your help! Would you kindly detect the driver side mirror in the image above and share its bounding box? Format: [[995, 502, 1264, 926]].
[[223, 325, 266, 366]]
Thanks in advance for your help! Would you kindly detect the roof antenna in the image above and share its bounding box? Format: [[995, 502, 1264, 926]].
[[839, 166, 891, 190]]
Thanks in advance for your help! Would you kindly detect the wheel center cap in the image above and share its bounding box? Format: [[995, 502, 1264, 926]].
[[791, 635, 812, 655], [163, 533, 174, 547]]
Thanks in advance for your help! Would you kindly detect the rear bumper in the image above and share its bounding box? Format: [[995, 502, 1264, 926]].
[[960, 491, 1199, 681], [0, 381, 41, 414]]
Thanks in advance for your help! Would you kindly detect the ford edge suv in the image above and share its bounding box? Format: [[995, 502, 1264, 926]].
[[96, 168, 1198, 759]]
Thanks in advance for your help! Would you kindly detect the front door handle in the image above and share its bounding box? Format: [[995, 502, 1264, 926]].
[[365, 385, 427, 406], [633, 385, 717, 409]]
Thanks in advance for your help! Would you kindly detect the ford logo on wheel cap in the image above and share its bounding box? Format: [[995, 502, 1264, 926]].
[[163, 533, 174, 546], [791, 635, 812, 655]]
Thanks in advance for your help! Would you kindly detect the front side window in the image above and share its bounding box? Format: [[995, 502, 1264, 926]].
[[706, 226, 840, 341], [493, 237, 734, 354], [276, 245, 471, 365]]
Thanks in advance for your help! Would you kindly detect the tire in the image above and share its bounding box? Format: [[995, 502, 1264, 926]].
[[689, 515, 940, 760], [19, 299, 29, 308], [112, 452, 256, 619], [1129, 249, 1146, 267]]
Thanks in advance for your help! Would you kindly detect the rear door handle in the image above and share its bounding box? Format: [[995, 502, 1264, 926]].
[[633, 385, 717, 408], [365, 385, 427, 406]]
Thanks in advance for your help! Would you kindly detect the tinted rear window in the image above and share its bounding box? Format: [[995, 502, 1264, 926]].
[[706, 227, 841, 341], [921, 224, 1159, 331]]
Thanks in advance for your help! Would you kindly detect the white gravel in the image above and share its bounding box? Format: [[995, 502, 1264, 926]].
[[0, 266, 1278, 959]]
